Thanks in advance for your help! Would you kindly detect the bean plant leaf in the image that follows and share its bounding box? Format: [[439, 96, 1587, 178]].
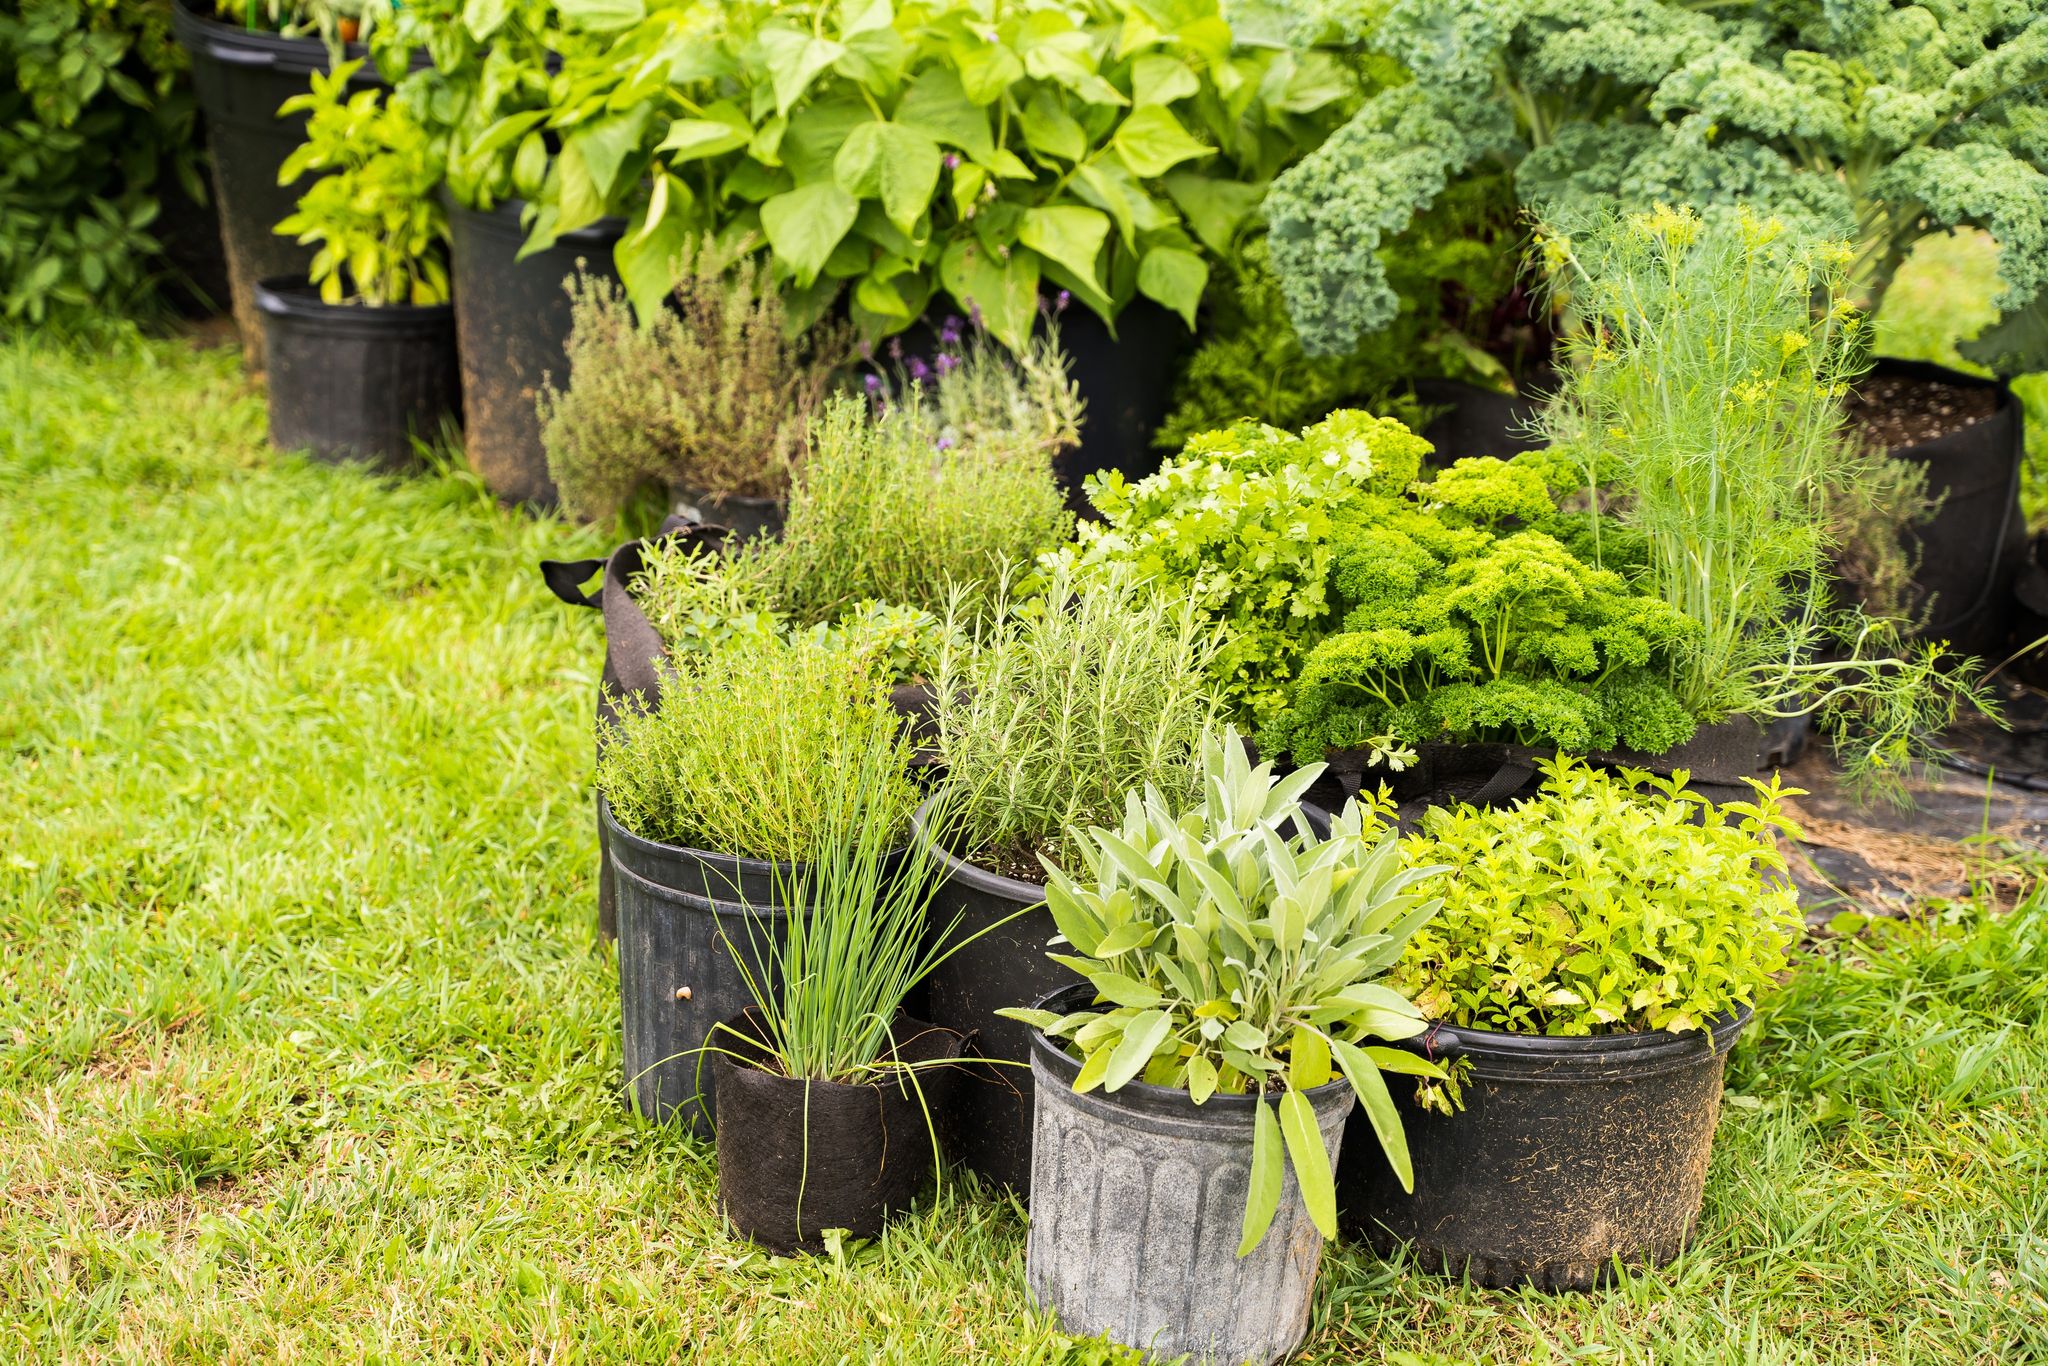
[[940, 238, 1039, 350], [658, 118, 750, 162], [1239, 1099, 1283, 1255], [555, 0, 644, 32], [762, 181, 859, 284], [1019, 205, 1109, 290], [1331, 1035, 1413, 1193], [896, 67, 993, 161], [1137, 246, 1206, 328], [1113, 105, 1211, 178], [462, 0, 511, 42], [1133, 53, 1200, 106], [834, 121, 941, 232], [952, 41, 1024, 103], [1277, 1087, 1336, 1239], [759, 28, 847, 115], [1160, 172, 1262, 254], [1105, 1009, 1171, 1090], [614, 189, 696, 322]]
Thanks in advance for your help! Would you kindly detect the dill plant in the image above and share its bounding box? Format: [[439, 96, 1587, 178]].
[[1541, 206, 1990, 797], [932, 564, 1224, 877]]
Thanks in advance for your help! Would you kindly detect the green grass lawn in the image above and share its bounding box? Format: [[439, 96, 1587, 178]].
[[4, 334, 2046, 1364]]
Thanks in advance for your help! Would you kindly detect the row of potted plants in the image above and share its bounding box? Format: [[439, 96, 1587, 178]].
[[550, 220, 1951, 1360]]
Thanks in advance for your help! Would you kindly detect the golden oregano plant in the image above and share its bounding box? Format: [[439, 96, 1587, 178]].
[[1002, 727, 1448, 1255], [1395, 756, 1802, 1040]]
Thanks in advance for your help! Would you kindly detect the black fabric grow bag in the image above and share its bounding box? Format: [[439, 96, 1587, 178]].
[[1409, 377, 1546, 466], [1338, 1009, 1750, 1290], [713, 1010, 961, 1254], [445, 196, 624, 506], [170, 0, 388, 364], [255, 278, 460, 468], [1860, 358, 2028, 662], [603, 797, 799, 1136], [1055, 299, 1189, 509]]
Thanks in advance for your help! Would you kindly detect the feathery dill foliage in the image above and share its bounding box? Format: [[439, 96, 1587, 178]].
[[594, 634, 918, 860], [933, 564, 1224, 876], [1544, 207, 1989, 799], [771, 376, 1074, 623], [1540, 206, 1862, 716], [538, 241, 851, 520]]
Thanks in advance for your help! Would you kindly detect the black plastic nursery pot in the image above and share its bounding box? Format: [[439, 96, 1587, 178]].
[[1851, 358, 2029, 662], [713, 1009, 963, 1255], [911, 798, 1074, 1193], [254, 278, 460, 468], [446, 196, 625, 506], [171, 0, 385, 364], [1055, 299, 1190, 509], [1409, 376, 1547, 466], [602, 797, 801, 1136], [1337, 1008, 1751, 1291], [1026, 982, 1353, 1366]]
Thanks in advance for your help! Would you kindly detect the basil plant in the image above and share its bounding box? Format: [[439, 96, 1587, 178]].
[[1002, 727, 1448, 1255]]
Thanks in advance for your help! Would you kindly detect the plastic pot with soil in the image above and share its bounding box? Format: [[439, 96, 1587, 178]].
[[1847, 357, 2028, 661], [601, 796, 802, 1136], [910, 797, 1071, 1193], [712, 1009, 962, 1254], [170, 0, 388, 364], [1337, 1010, 1750, 1290], [1024, 981, 1353, 1366], [255, 277, 460, 468], [445, 196, 624, 506]]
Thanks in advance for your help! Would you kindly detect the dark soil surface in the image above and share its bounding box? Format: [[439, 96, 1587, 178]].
[[1848, 372, 1999, 449]]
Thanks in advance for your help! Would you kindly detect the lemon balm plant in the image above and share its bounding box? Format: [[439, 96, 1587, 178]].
[[1341, 756, 1803, 1290], [1008, 729, 1446, 1362]]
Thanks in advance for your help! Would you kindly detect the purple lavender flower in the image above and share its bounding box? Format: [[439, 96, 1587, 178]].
[[936, 436, 955, 451], [939, 314, 963, 346], [968, 300, 983, 329], [907, 356, 932, 383], [1055, 289, 1071, 313], [943, 152, 961, 169], [856, 337, 873, 360], [863, 372, 882, 393], [888, 337, 903, 361], [935, 352, 957, 375]]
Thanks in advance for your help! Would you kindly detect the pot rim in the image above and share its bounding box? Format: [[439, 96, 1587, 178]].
[[711, 1008, 965, 1096], [910, 794, 1048, 904], [1026, 982, 1353, 1121], [254, 276, 454, 324], [1399, 1007, 1752, 1082], [441, 189, 629, 245], [599, 793, 806, 880]]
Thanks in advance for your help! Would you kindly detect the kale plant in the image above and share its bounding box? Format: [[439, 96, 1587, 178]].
[[1267, 0, 2048, 371]]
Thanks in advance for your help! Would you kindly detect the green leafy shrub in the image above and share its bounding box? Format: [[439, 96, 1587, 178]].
[[440, 0, 1354, 342], [539, 245, 853, 521], [274, 62, 450, 306], [932, 563, 1223, 877], [1266, 0, 2048, 372], [1002, 728, 1447, 1253], [0, 0, 198, 323], [594, 631, 919, 859], [1541, 207, 1991, 797], [1060, 409, 1431, 722], [1063, 407, 1698, 758], [771, 335, 1077, 622], [1396, 757, 1801, 1039]]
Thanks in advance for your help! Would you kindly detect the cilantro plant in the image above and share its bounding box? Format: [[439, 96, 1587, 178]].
[[453, 0, 1355, 344], [1267, 0, 2048, 372], [274, 63, 451, 306], [1395, 757, 1801, 1039], [1002, 728, 1448, 1255]]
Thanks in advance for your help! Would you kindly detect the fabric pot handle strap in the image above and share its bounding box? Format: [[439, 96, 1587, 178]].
[[539, 557, 605, 609]]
